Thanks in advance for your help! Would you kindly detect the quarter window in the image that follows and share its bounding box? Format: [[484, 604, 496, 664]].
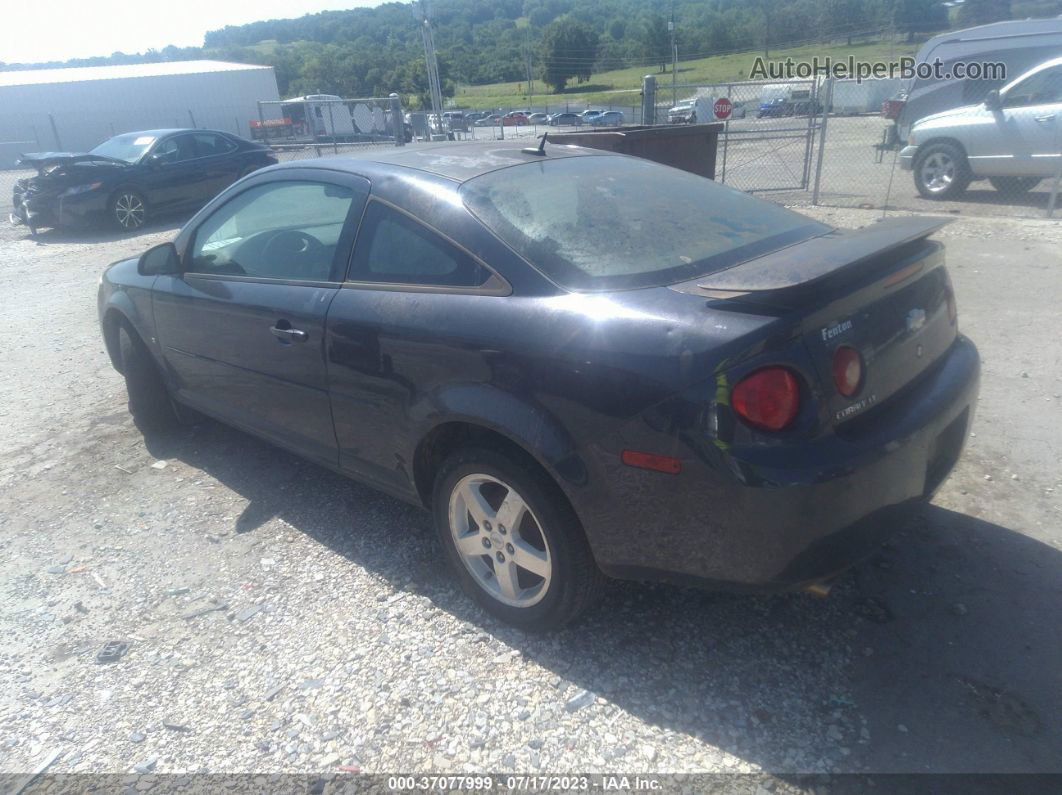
[[188, 180, 357, 282], [349, 202, 489, 288]]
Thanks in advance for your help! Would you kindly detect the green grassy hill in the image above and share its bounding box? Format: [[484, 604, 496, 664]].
[[455, 39, 920, 111]]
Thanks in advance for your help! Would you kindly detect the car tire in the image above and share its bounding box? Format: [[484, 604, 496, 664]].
[[913, 142, 971, 200], [109, 189, 147, 231], [118, 324, 176, 430], [988, 176, 1041, 195], [433, 446, 603, 631]]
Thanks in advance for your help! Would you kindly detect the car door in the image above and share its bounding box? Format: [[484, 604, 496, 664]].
[[979, 64, 1062, 177], [190, 132, 243, 201], [139, 133, 205, 210], [325, 199, 503, 494], [152, 171, 369, 465]]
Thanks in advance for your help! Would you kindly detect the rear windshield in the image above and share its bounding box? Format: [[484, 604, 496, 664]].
[[460, 155, 826, 291]]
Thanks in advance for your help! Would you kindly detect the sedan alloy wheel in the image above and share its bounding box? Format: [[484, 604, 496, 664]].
[[112, 191, 146, 230], [448, 473, 552, 608]]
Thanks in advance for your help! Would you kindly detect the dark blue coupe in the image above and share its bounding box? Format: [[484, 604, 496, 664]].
[[98, 142, 980, 629]]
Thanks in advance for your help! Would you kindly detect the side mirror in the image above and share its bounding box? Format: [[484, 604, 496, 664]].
[[984, 89, 1002, 111], [138, 242, 180, 276], [144, 152, 164, 168]]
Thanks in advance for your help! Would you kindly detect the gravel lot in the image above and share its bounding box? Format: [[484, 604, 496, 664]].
[[0, 203, 1060, 779]]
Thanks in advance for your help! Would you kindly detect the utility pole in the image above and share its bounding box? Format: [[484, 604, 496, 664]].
[[669, 2, 677, 107], [763, 1, 770, 60], [525, 27, 533, 108], [414, 0, 444, 125]]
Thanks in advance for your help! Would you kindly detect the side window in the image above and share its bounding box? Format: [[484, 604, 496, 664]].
[[188, 180, 358, 282], [193, 133, 236, 157], [349, 202, 489, 288], [153, 135, 196, 164], [1003, 66, 1062, 108]]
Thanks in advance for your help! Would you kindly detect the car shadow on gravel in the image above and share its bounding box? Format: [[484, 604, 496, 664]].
[[143, 420, 1062, 774]]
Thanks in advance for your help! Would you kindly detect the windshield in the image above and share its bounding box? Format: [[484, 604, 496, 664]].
[[90, 133, 157, 163], [461, 155, 827, 291]]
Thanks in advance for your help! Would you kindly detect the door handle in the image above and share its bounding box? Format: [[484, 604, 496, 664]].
[[1035, 114, 1056, 123], [270, 325, 308, 342]]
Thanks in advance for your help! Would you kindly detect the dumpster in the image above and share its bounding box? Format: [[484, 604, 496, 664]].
[[545, 123, 724, 180]]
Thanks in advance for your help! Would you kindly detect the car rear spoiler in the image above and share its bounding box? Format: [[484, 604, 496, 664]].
[[695, 217, 953, 294]]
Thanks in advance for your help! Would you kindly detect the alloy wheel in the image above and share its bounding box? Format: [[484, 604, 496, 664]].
[[919, 152, 955, 194], [114, 193, 146, 229], [448, 474, 552, 608]]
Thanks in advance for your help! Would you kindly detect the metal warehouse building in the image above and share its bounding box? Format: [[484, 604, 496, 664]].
[[0, 60, 280, 167]]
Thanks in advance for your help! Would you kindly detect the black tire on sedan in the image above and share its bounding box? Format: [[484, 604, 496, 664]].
[[118, 325, 175, 430], [913, 142, 971, 200], [109, 189, 147, 231], [988, 176, 1041, 195], [433, 446, 602, 630]]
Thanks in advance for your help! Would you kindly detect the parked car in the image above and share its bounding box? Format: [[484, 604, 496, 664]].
[[668, 100, 696, 124], [528, 113, 549, 124], [11, 129, 276, 232], [464, 111, 490, 123], [547, 112, 583, 126], [757, 97, 823, 118], [100, 142, 979, 629], [502, 112, 530, 126], [593, 110, 624, 126], [474, 115, 500, 127], [579, 109, 604, 122], [900, 55, 1062, 199]]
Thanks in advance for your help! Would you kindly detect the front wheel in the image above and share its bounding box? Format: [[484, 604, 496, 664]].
[[913, 142, 970, 200], [988, 176, 1041, 195], [433, 447, 602, 631], [109, 189, 147, 231]]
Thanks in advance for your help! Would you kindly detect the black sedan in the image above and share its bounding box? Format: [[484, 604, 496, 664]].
[[548, 112, 583, 126], [12, 129, 276, 232], [98, 142, 980, 630]]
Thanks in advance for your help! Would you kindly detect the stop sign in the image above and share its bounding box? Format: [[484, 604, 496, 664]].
[[714, 97, 732, 120]]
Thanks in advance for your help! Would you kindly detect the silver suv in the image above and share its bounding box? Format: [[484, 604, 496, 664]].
[[900, 56, 1062, 199]]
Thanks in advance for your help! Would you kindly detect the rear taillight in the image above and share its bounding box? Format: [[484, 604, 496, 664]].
[[946, 288, 958, 325], [832, 345, 863, 397], [731, 367, 800, 431], [882, 98, 905, 120]]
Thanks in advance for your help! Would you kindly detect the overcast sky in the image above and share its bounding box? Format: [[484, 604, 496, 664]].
[[4, 0, 385, 64]]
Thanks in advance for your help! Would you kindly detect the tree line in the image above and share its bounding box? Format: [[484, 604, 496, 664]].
[[2, 0, 1055, 105]]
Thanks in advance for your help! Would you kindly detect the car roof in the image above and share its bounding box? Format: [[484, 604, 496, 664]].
[[112, 128, 230, 139], [276, 140, 616, 183]]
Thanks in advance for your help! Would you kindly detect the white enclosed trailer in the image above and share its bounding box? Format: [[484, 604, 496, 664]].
[[0, 60, 280, 167]]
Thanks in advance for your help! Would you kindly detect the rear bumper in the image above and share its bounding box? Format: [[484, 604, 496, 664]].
[[586, 335, 980, 589]]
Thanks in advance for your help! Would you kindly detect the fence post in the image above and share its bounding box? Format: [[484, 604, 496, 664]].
[[811, 78, 833, 206], [256, 102, 265, 145], [642, 75, 657, 126], [390, 93, 404, 147], [48, 114, 62, 150], [188, 109, 197, 128], [327, 102, 338, 155], [1048, 156, 1062, 218]]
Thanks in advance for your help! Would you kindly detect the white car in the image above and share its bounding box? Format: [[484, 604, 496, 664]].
[[900, 56, 1062, 199]]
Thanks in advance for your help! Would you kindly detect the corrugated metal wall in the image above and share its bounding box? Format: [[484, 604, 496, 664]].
[[0, 67, 281, 166]]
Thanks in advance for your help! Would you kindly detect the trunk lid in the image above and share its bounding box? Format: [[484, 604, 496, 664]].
[[673, 217, 957, 430]]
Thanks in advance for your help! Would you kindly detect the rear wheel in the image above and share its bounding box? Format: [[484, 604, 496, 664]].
[[988, 176, 1041, 195], [913, 142, 970, 200], [433, 446, 602, 631], [118, 325, 175, 430], [109, 189, 147, 231]]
